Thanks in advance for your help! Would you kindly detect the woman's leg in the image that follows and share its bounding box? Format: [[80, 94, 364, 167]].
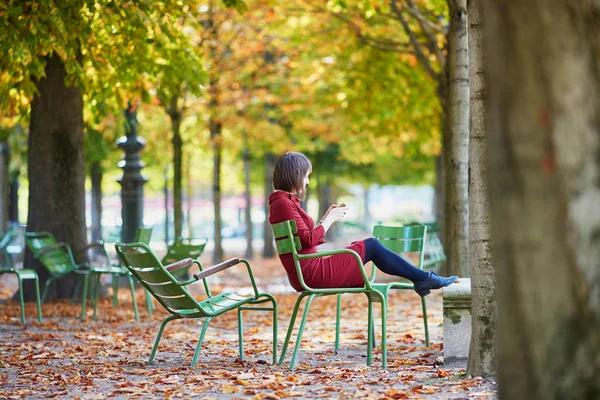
[[362, 237, 429, 282]]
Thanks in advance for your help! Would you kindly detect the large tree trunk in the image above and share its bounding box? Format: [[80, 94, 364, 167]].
[[263, 153, 275, 258], [466, 0, 496, 377], [26, 55, 87, 300], [210, 118, 224, 263], [0, 143, 9, 235], [484, 1, 600, 398], [8, 171, 19, 225], [446, 0, 470, 277], [167, 95, 183, 241], [243, 145, 253, 259], [90, 161, 103, 255]]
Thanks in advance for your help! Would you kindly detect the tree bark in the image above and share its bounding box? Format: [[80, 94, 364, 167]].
[[8, 171, 19, 225], [466, 0, 496, 377], [210, 117, 224, 263], [243, 145, 253, 259], [0, 143, 9, 235], [167, 95, 183, 241], [484, 0, 600, 398], [90, 161, 103, 254], [263, 152, 275, 258], [446, 0, 470, 277], [26, 55, 87, 300]]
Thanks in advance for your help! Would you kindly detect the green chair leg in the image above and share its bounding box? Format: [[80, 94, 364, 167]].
[[149, 315, 180, 364], [279, 293, 309, 366], [17, 275, 25, 324], [80, 273, 89, 320], [263, 293, 279, 365], [92, 273, 102, 319], [238, 308, 245, 361], [241, 293, 279, 364], [191, 317, 213, 367], [112, 274, 119, 308], [288, 294, 316, 370], [41, 277, 56, 304], [421, 296, 430, 347], [72, 277, 83, 305], [335, 294, 342, 353], [34, 275, 42, 322], [380, 295, 388, 369], [367, 299, 374, 366], [127, 275, 139, 323], [145, 289, 153, 317]]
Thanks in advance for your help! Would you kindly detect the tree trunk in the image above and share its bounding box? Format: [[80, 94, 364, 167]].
[[484, 0, 600, 398], [164, 170, 170, 245], [8, 171, 19, 225], [0, 143, 9, 235], [26, 55, 87, 300], [446, 0, 470, 277], [186, 158, 194, 238], [90, 161, 103, 255], [263, 152, 275, 258], [363, 184, 372, 230], [466, 0, 496, 377], [167, 95, 183, 241], [210, 118, 224, 263], [243, 145, 253, 259]]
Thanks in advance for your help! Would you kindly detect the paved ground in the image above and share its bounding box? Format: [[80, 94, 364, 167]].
[[0, 240, 497, 399]]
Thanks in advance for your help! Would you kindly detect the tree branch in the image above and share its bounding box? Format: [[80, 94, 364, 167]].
[[390, 0, 439, 80]]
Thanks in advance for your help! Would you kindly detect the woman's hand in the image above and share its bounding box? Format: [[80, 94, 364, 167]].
[[322, 203, 342, 221], [326, 204, 349, 222], [320, 203, 349, 229]]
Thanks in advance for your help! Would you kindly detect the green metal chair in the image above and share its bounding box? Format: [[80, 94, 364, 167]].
[[364, 224, 430, 347], [115, 241, 278, 367], [272, 220, 387, 370], [420, 223, 446, 270], [0, 226, 42, 323], [95, 226, 154, 319], [24, 231, 128, 320], [161, 237, 208, 280]]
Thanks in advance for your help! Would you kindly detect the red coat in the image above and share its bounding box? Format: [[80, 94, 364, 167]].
[[268, 191, 366, 291]]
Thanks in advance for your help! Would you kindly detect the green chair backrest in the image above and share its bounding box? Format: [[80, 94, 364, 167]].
[[161, 238, 208, 266], [135, 227, 153, 245], [271, 220, 301, 256], [25, 232, 76, 275], [115, 242, 204, 315], [0, 226, 17, 267], [372, 225, 427, 269]]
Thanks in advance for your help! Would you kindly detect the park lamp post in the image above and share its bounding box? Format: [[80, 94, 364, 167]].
[[116, 101, 147, 243]]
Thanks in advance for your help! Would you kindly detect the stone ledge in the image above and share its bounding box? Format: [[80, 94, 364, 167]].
[[442, 278, 472, 368]]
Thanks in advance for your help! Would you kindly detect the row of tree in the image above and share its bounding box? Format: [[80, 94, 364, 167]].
[[1, 0, 598, 398]]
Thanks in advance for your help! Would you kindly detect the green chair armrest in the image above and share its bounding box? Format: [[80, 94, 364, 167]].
[[188, 258, 260, 299], [165, 258, 194, 272], [75, 240, 110, 260], [193, 257, 240, 280], [35, 242, 68, 258]]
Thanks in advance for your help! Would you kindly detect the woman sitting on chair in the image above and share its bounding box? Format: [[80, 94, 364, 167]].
[[268, 151, 457, 296]]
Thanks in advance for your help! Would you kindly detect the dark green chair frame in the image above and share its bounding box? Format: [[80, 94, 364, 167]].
[[161, 237, 208, 280], [272, 220, 387, 370], [367, 224, 430, 346], [115, 241, 278, 367], [91, 226, 155, 320], [421, 223, 446, 270], [25, 232, 129, 320], [0, 226, 42, 323]]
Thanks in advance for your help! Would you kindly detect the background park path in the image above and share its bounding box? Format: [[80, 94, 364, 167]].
[[0, 240, 497, 399]]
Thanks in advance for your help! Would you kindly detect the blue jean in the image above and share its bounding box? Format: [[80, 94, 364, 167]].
[[362, 237, 428, 282]]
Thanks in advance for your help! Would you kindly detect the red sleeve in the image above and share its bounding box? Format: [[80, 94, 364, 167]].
[[269, 198, 326, 249]]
